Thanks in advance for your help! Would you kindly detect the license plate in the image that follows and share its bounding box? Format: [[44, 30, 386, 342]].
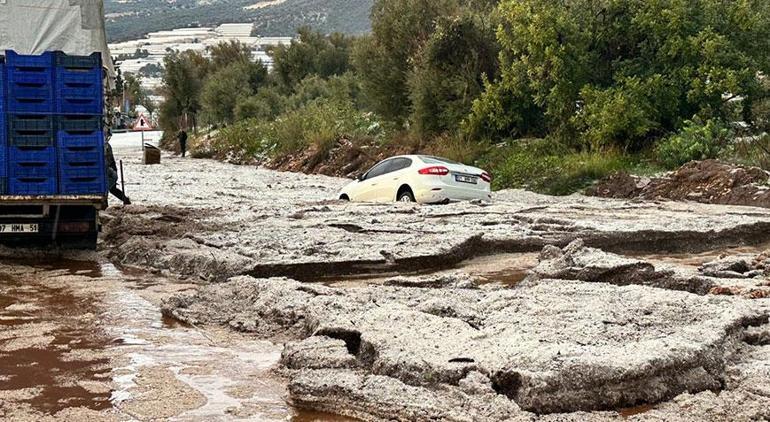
[[0, 224, 39, 234], [455, 175, 478, 184]]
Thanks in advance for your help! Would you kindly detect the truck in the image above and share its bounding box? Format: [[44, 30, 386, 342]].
[[0, 1, 114, 250]]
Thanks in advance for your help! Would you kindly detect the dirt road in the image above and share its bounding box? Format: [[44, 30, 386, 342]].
[[1, 132, 769, 421]]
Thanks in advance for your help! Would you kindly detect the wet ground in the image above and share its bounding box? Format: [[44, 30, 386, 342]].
[[0, 257, 349, 421]]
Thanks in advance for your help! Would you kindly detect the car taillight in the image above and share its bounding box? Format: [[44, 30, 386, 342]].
[[480, 172, 492, 183], [418, 166, 449, 176]]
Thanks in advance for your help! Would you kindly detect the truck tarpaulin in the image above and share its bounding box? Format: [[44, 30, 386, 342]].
[[0, 0, 114, 86]]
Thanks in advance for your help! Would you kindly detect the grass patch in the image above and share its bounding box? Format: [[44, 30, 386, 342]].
[[480, 139, 654, 195]]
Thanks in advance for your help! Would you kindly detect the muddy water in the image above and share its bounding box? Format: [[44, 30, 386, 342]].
[[323, 252, 541, 288], [0, 259, 350, 421], [0, 272, 112, 414], [629, 241, 770, 269]]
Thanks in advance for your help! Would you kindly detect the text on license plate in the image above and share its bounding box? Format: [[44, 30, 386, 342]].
[[455, 175, 478, 184], [0, 224, 39, 234]]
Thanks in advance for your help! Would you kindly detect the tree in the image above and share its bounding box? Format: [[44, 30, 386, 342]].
[[468, 0, 770, 150], [353, 0, 460, 124], [270, 27, 353, 91], [123, 73, 155, 114], [408, 12, 498, 135], [200, 61, 268, 125], [159, 50, 210, 133], [208, 40, 253, 70]]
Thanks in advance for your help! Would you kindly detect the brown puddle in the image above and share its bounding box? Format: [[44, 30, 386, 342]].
[[293, 410, 359, 421], [619, 403, 656, 418], [629, 241, 770, 269], [320, 252, 540, 288], [461, 252, 539, 286], [0, 273, 113, 414]]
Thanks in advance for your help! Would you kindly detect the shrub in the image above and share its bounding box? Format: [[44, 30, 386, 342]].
[[483, 139, 635, 195], [655, 119, 732, 169]]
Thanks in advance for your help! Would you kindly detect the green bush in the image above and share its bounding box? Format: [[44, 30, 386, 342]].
[[655, 119, 732, 169], [211, 98, 385, 162], [483, 139, 636, 195]]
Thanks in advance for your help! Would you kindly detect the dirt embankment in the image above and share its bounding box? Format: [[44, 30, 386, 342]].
[[588, 160, 770, 207], [265, 138, 422, 178]]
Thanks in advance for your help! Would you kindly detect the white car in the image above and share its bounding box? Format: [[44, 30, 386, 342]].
[[338, 155, 492, 203]]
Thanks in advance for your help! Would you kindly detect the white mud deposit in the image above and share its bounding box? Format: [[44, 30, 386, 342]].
[[102, 134, 770, 420]]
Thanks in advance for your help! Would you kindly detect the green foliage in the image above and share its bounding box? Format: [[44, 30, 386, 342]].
[[354, 0, 460, 124], [408, 12, 498, 135], [484, 139, 636, 195], [123, 73, 155, 113], [471, 0, 770, 149], [212, 98, 383, 163], [208, 40, 253, 70], [235, 87, 288, 121], [271, 28, 353, 91], [200, 61, 268, 125], [655, 119, 732, 169], [159, 50, 210, 133]]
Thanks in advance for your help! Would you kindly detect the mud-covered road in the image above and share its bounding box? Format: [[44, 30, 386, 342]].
[[2, 132, 770, 421]]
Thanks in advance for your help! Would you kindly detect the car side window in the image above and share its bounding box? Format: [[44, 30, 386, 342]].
[[365, 160, 392, 180], [389, 158, 412, 172]]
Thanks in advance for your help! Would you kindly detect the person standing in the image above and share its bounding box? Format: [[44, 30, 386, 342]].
[[177, 129, 188, 157], [104, 131, 131, 206]]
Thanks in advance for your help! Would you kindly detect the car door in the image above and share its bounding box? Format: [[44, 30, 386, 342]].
[[379, 157, 413, 201], [355, 159, 392, 202]]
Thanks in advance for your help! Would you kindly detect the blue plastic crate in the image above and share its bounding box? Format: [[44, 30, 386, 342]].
[[6, 51, 55, 114], [6, 51, 55, 69], [0, 62, 5, 115], [59, 166, 106, 195], [60, 148, 103, 168], [57, 130, 104, 148], [9, 161, 57, 178], [55, 51, 101, 70], [57, 115, 102, 134], [56, 72, 103, 115], [9, 146, 56, 178], [8, 114, 55, 147], [9, 177, 57, 195]]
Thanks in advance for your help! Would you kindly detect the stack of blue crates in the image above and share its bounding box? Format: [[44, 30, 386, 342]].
[[0, 50, 106, 196]]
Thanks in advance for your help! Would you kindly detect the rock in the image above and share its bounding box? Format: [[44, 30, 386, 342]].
[[527, 239, 657, 286], [527, 241, 770, 298], [700, 257, 751, 278], [383, 272, 480, 289], [281, 336, 358, 370]]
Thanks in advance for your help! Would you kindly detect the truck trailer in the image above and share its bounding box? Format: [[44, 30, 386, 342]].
[[0, 1, 114, 250]]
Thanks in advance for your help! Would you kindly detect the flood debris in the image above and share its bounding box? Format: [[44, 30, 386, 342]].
[[162, 275, 768, 418], [527, 239, 770, 298]]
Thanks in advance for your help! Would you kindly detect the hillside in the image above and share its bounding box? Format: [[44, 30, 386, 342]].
[[104, 0, 373, 42]]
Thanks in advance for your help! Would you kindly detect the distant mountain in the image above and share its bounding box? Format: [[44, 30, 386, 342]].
[[104, 0, 373, 43]]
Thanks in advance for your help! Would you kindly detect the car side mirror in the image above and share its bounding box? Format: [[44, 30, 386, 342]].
[[357, 174, 366, 182]]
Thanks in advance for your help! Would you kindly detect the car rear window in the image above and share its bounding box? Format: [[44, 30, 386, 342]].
[[420, 156, 459, 165]]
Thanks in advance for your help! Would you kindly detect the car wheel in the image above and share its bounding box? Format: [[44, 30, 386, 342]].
[[339, 194, 350, 201], [398, 190, 415, 203]]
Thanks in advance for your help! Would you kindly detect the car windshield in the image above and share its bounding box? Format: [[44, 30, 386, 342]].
[[419, 156, 460, 165]]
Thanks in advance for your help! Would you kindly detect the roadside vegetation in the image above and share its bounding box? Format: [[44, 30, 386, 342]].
[[158, 0, 770, 195]]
